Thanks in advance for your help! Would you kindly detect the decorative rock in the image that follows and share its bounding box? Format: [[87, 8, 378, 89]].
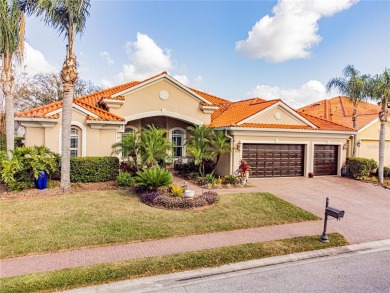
[[184, 189, 195, 198]]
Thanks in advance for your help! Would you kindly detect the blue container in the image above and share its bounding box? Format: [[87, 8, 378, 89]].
[[35, 171, 48, 190]]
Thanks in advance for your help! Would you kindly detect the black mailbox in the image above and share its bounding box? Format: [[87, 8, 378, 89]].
[[325, 207, 345, 220]]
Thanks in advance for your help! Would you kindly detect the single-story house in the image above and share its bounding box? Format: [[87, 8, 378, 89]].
[[15, 72, 355, 178], [299, 96, 390, 166]]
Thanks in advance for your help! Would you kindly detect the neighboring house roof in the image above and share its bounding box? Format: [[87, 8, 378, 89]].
[[298, 96, 382, 130], [14, 73, 353, 132]]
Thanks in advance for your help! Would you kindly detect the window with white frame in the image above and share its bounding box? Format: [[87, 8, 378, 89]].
[[171, 129, 185, 157], [70, 128, 79, 157], [121, 127, 135, 158]]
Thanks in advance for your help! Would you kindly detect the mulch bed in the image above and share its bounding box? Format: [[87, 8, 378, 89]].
[[0, 181, 120, 199]]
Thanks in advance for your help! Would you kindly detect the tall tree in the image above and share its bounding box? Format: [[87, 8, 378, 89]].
[[13, 72, 101, 112], [367, 69, 390, 184], [327, 65, 369, 157], [20, 0, 91, 189], [0, 0, 25, 158]]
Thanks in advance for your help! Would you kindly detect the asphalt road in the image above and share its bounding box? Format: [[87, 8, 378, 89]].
[[155, 249, 390, 293]]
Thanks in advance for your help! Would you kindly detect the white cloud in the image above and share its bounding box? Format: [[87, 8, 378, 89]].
[[100, 51, 114, 66], [173, 74, 189, 86], [22, 43, 57, 75], [248, 80, 337, 108], [117, 33, 173, 82], [236, 0, 358, 62]]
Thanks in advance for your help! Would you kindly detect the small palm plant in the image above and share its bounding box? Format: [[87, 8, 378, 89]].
[[112, 131, 140, 168], [140, 125, 172, 167], [135, 167, 173, 191]]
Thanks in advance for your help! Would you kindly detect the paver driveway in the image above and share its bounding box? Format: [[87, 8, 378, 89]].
[[246, 176, 390, 244]]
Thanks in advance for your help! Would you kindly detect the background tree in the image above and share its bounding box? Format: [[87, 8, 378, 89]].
[[13, 72, 101, 112], [327, 65, 369, 157], [0, 0, 25, 157], [367, 69, 390, 184], [20, 0, 91, 189]]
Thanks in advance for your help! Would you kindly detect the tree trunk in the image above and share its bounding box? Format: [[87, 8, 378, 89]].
[[378, 100, 388, 184], [1, 53, 15, 158], [60, 51, 78, 189], [352, 106, 358, 157]]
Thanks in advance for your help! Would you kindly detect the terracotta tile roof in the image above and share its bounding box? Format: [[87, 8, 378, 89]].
[[75, 100, 124, 122], [299, 96, 381, 129], [189, 88, 231, 106], [209, 98, 279, 127], [298, 112, 355, 131], [239, 123, 314, 130], [15, 101, 63, 118]]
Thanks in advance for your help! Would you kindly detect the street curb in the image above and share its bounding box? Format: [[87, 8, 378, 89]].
[[64, 239, 390, 292]]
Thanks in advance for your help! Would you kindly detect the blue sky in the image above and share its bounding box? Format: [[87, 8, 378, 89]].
[[22, 0, 390, 108]]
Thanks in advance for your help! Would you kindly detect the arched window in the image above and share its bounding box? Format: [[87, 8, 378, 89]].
[[171, 129, 185, 157], [70, 127, 80, 157], [121, 127, 136, 158]]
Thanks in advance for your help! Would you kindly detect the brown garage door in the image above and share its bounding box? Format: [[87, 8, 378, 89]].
[[242, 144, 304, 177], [314, 145, 338, 176]]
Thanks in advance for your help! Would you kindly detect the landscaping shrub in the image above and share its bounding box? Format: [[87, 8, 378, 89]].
[[170, 184, 184, 197], [134, 184, 149, 194], [224, 174, 238, 184], [346, 157, 378, 179], [174, 160, 197, 175], [119, 161, 139, 176], [135, 167, 172, 191], [205, 172, 216, 185], [116, 172, 134, 187], [376, 166, 390, 178], [0, 135, 24, 151], [0, 146, 59, 191], [70, 157, 119, 183], [202, 158, 216, 175], [139, 191, 163, 204]]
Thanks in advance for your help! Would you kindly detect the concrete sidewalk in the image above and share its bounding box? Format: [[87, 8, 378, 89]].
[[0, 220, 329, 278]]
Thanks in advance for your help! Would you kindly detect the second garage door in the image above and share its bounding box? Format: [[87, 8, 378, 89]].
[[314, 145, 338, 176], [242, 144, 304, 177]]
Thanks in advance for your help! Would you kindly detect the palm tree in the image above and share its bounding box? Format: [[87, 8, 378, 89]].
[[111, 131, 140, 168], [186, 124, 214, 176], [0, 0, 25, 158], [327, 65, 370, 157], [19, 0, 91, 189], [367, 69, 390, 184], [211, 130, 231, 170], [140, 125, 173, 167]]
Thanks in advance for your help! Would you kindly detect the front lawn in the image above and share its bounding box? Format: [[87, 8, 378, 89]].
[[0, 191, 318, 259]]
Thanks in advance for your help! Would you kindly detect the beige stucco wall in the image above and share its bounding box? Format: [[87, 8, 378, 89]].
[[221, 129, 351, 177], [111, 79, 211, 125], [356, 120, 390, 166], [249, 106, 306, 126], [22, 109, 121, 157]]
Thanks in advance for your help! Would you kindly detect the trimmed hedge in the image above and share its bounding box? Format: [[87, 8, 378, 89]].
[[70, 157, 119, 183], [0, 135, 24, 151], [346, 157, 378, 179]]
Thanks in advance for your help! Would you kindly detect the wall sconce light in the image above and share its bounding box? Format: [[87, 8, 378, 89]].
[[237, 141, 242, 151], [357, 140, 361, 147]]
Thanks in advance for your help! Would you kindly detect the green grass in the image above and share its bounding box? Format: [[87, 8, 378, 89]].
[[0, 191, 318, 259], [0, 233, 348, 293]]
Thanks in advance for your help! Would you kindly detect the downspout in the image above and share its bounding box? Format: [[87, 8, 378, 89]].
[[225, 129, 234, 175]]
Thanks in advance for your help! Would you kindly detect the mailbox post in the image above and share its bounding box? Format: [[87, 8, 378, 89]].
[[320, 197, 345, 243]]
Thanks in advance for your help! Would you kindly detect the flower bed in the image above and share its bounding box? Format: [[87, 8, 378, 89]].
[[139, 191, 218, 210]]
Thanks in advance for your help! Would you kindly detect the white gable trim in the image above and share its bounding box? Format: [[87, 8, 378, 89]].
[[47, 103, 99, 118], [358, 117, 380, 133], [124, 110, 204, 126], [111, 73, 212, 105], [237, 101, 317, 128]]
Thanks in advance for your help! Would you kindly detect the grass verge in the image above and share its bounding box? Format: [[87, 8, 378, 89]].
[[0, 233, 348, 293], [0, 191, 318, 258]]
